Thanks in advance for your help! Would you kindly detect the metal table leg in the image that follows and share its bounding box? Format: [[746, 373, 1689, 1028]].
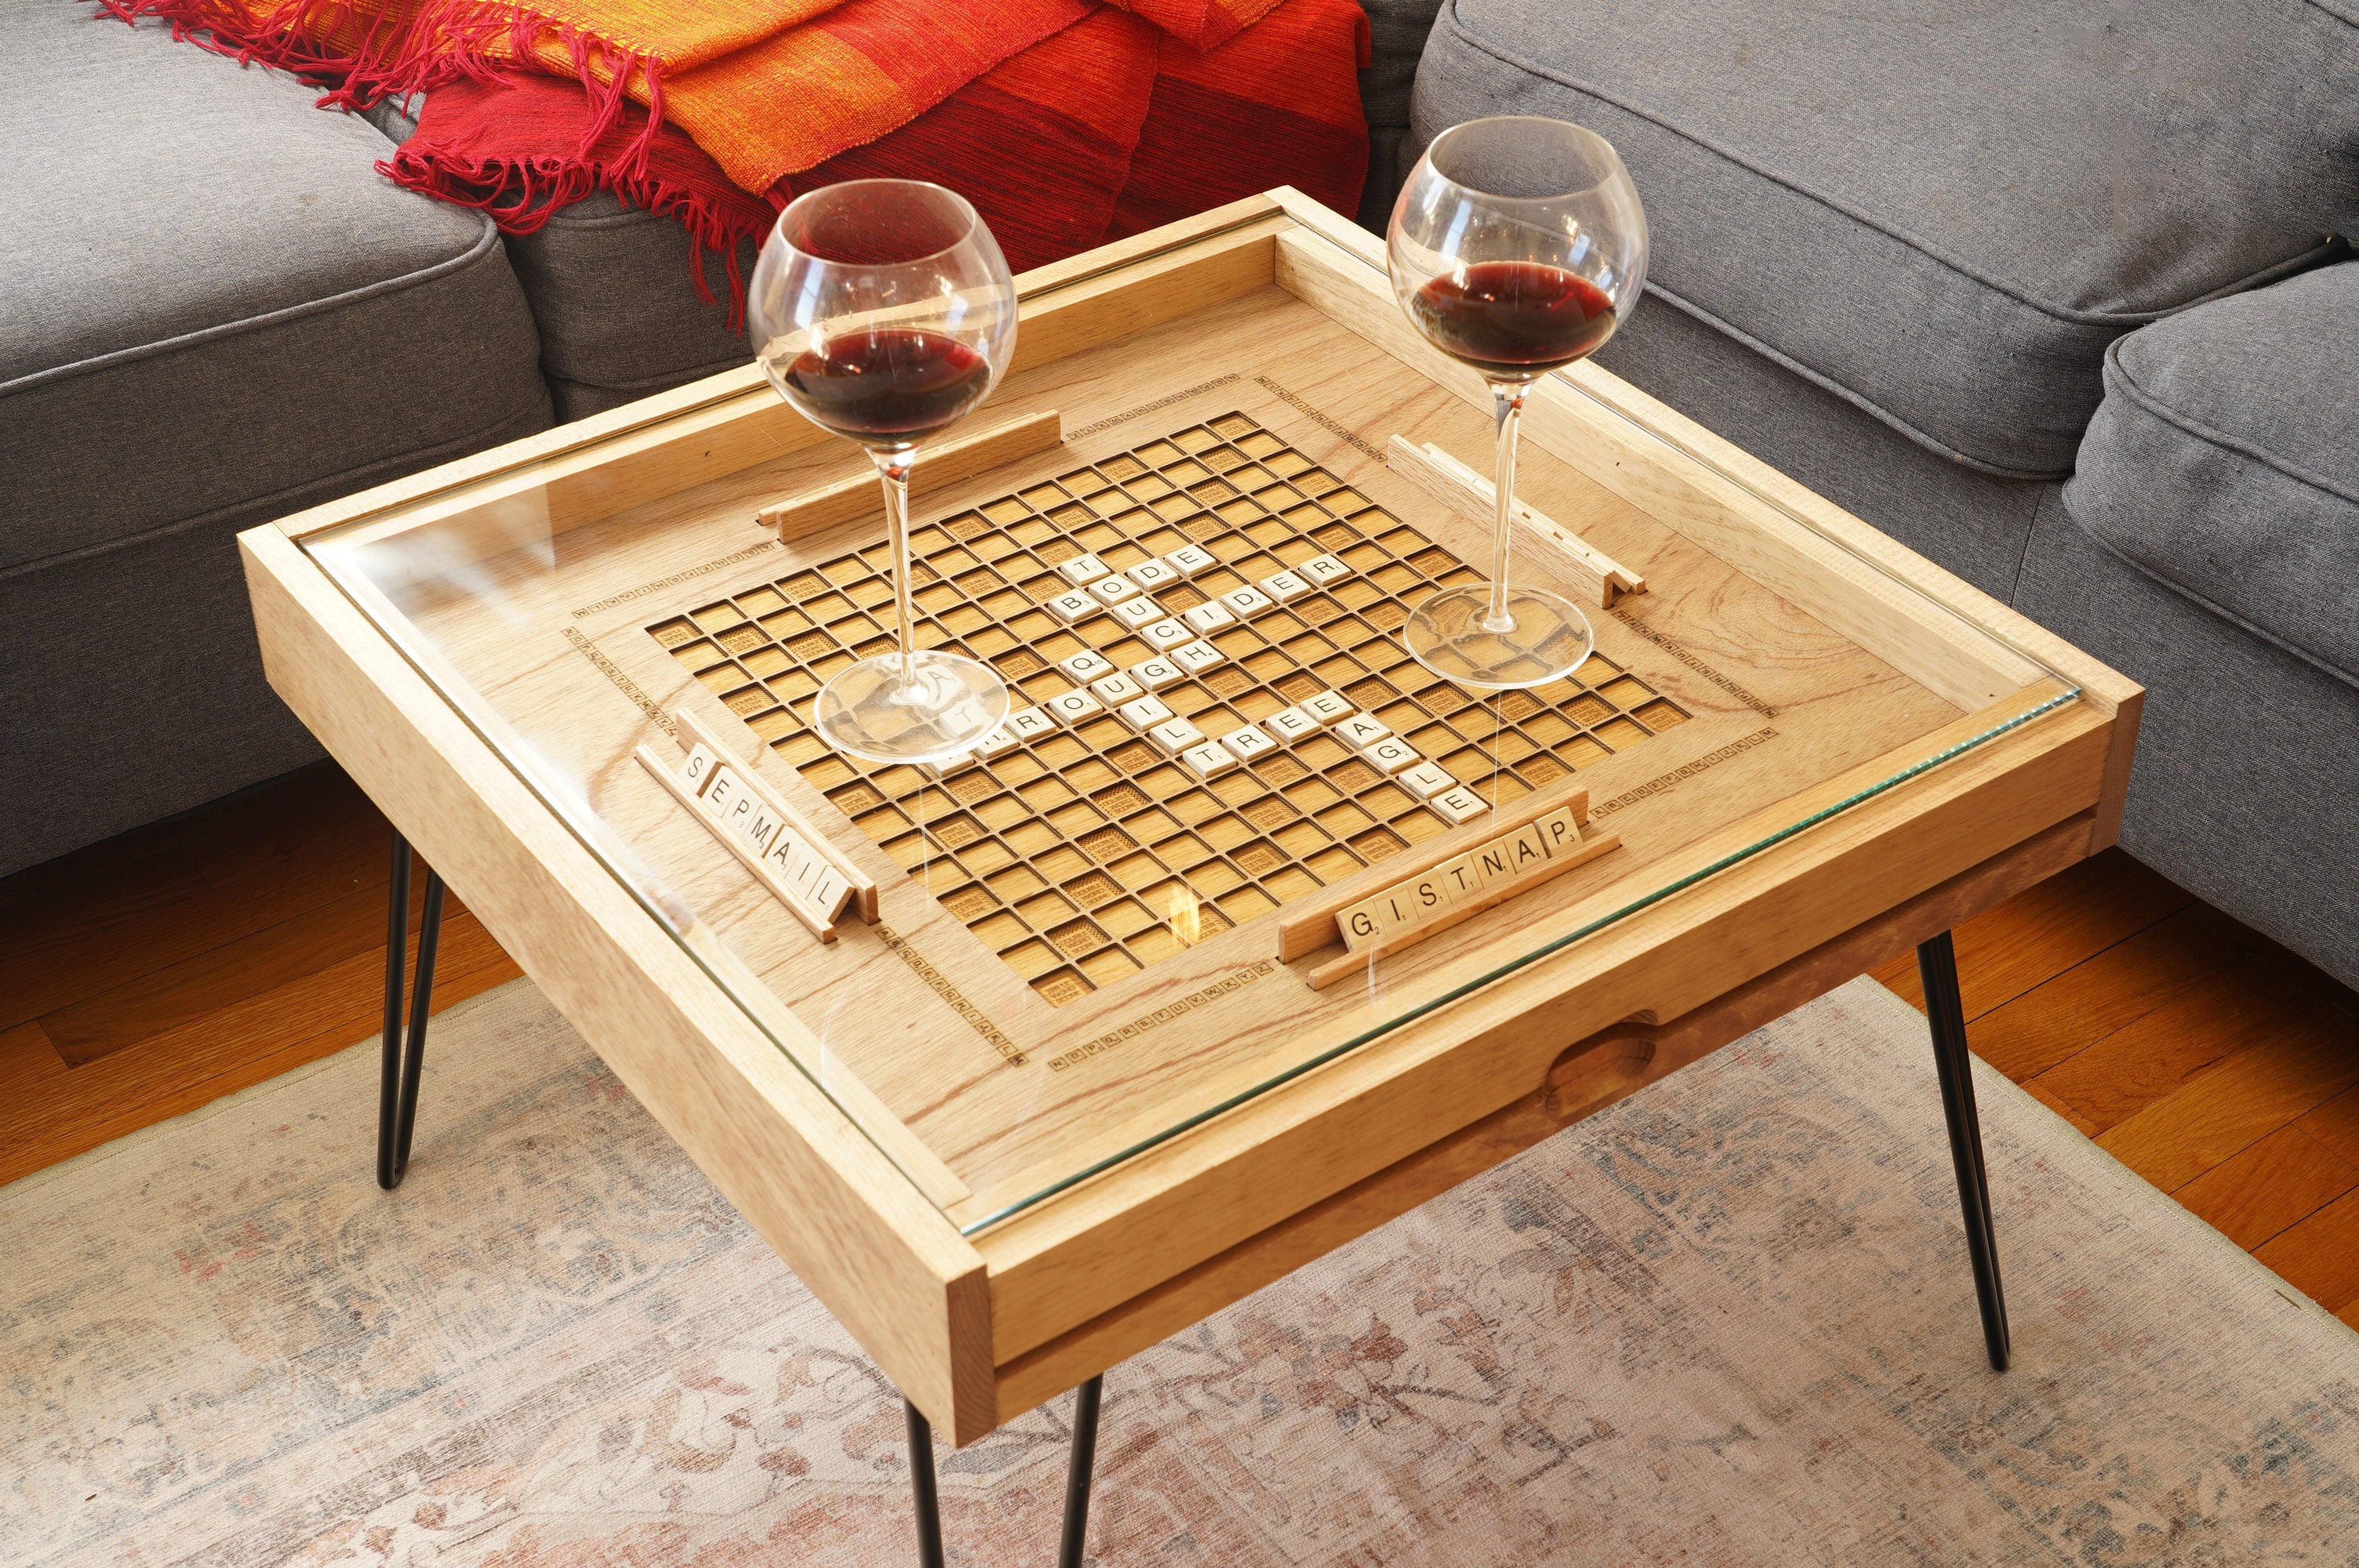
[[903, 1375, 1104, 1567], [1917, 929, 2011, 1370], [378, 830, 445, 1192]]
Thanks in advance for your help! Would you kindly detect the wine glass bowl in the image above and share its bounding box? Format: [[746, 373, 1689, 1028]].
[[1387, 117, 1648, 691], [748, 180, 1018, 764]]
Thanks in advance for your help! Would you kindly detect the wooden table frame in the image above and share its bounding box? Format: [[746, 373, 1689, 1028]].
[[241, 191, 2143, 1478]]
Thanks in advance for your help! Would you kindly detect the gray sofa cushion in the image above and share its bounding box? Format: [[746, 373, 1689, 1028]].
[[501, 193, 755, 421], [1412, 0, 2359, 480], [1, 8, 552, 574], [2063, 260, 2359, 688], [1357, 0, 1446, 232], [2016, 492, 2359, 992]]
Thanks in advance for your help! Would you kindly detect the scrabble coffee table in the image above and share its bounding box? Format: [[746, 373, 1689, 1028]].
[[242, 191, 2139, 1566]]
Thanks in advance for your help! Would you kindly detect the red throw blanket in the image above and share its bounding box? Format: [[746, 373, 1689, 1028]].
[[105, 0, 1370, 322]]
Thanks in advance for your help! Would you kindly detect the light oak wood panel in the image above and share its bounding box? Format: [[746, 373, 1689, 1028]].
[[977, 695, 2110, 1367], [2170, 1126, 2359, 1253], [0, 910, 514, 1189], [1969, 904, 2293, 1085], [242, 525, 1001, 1444], [2297, 1085, 2359, 1169], [2253, 1188, 2359, 1316], [1870, 848, 2192, 1021], [995, 812, 2093, 1415], [2094, 1004, 2359, 1192]]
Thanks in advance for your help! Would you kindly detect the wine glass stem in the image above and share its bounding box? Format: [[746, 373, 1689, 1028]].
[[875, 452, 918, 686], [1485, 381, 1526, 634]]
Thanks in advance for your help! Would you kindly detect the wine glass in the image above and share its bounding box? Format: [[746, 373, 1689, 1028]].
[[748, 180, 1019, 764], [1388, 117, 1648, 689]]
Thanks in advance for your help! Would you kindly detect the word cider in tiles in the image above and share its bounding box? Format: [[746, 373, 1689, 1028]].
[[1336, 804, 1586, 950]]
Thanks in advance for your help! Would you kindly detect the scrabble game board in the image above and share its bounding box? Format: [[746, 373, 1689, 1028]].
[[651, 412, 1688, 1007]]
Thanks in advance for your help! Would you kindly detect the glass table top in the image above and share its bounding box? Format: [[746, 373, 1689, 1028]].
[[297, 209, 2079, 1236]]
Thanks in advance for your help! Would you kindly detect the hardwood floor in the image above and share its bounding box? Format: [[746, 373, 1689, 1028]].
[[4, 762, 2354, 1327], [0, 764, 519, 1189]]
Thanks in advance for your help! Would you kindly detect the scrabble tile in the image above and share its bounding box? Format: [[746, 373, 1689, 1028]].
[[1110, 596, 1166, 629], [1056, 649, 1116, 683], [1140, 618, 1194, 652], [736, 797, 784, 857], [1219, 724, 1278, 763], [1164, 543, 1218, 576], [1147, 717, 1207, 754], [698, 764, 743, 823], [1361, 735, 1421, 774], [1338, 873, 1451, 950], [1181, 600, 1235, 633], [805, 863, 853, 922], [1118, 695, 1176, 730], [1337, 894, 1399, 950], [1129, 656, 1183, 691], [1400, 866, 1456, 918], [1470, 835, 1518, 884], [1262, 706, 1318, 744], [1089, 575, 1141, 605], [760, 831, 820, 905], [1089, 672, 1146, 706], [1505, 823, 1556, 875], [1398, 761, 1456, 799], [1335, 712, 1391, 748], [1430, 786, 1487, 826], [1297, 552, 1352, 587], [679, 743, 723, 795], [701, 767, 763, 844], [1180, 741, 1238, 780], [1219, 585, 1278, 618], [1299, 689, 1353, 724], [1434, 851, 1485, 900], [1046, 589, 1098, 622], [1170, 639, 1226, 675], [1259, 569, 1312, 604], [1125, 557, 1183, 592], [972, 723, 1023, 760], [1534, 805, 1583, 857], [766, 832, 851, 921], [1005, 705, 1058, 741], [1043, 688, 1103, 725], [1056, 553, 1110, 586]]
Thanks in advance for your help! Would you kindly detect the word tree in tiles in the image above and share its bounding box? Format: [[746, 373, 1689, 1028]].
[[649, 412, 1687, 1006]]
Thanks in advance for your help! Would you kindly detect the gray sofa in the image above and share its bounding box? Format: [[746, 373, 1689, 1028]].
[[1407, 0, 2359, 989], [9, 0, 2356, 998], [3, 4, 550, 875]]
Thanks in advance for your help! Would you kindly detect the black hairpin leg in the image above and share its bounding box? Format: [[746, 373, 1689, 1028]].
[[903, 1375, 1103, 1568], [1917, 930, 2010, 1370], [379, 830, 445, 1191]]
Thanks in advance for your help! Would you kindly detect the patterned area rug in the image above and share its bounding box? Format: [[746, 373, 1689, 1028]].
[[5, 977, 2357, 1566]]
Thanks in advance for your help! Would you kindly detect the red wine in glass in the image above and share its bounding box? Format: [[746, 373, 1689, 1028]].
[[1410, 261, 1617, 376], [781, 327, 992, 445]]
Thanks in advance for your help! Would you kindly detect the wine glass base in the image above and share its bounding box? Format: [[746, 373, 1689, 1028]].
[[1403, 584, 1594, 691], [815, 651, 1009, 765]]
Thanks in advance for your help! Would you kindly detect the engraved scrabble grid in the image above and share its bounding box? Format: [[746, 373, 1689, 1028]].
[[649, 412, 1689, 1007]]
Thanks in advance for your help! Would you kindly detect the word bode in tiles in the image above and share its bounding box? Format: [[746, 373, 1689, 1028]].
[[651, 412, 1686, 1005]]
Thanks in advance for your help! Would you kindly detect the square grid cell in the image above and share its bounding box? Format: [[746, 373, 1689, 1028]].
[[649, 412, 1690, 1007]]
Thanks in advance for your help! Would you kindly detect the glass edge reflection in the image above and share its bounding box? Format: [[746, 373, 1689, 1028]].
[[955, 681, 2081, 1236]]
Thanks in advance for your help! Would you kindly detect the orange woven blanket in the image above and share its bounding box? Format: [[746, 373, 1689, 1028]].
[[104, 0, 1369, 299]]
